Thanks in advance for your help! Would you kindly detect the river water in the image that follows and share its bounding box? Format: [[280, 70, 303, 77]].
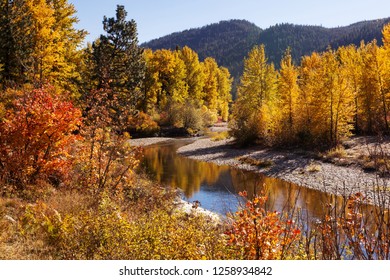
[[139, 138, 345, 219]]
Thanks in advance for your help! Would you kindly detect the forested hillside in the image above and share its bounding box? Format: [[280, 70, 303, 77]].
[[143, 20, 261, 81], [144, 18, 390, 96]]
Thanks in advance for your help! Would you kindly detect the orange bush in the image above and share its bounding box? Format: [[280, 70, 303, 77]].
[[226, 191, 301, 259], [128, 111, 160, 136], [0, 85, 82, 188]]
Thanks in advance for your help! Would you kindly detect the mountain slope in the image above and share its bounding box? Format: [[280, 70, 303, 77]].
[[143, 18, 390, 96], [143, 19, 261, 79]]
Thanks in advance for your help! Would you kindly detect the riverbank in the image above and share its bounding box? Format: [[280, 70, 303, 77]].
[[130, 137, 174, 147], [177, 137, 390, 204]]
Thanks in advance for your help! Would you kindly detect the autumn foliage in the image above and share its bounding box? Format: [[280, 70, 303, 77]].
[[226, 191, 301, 259], [231, 24, 390, 148], [0, 86, 81, 189]]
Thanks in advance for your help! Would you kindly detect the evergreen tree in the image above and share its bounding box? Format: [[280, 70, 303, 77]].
[[92, 5, 145, 109]]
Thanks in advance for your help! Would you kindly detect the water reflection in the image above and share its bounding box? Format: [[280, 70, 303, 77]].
[[140, 139, 345, 217]]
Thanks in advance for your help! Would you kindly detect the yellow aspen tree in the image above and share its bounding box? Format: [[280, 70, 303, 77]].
[[323, 49, 355, 146], [2, 0, 55, 85], [179, 46, 205, 106], [201, 57, 219, 111], [338, 45, 362, 133], [171, 50, 188, 104], [296, 52, 323, 144], [0, 0, 85, 92], [46, 0, 86, 96], [230, 45, 277, 145], [359, 40, 388, 133], [141, 49, 161, 112], [299, 49, 354, 147], [380, 23, 390, 132], [146, 49, 187, 109], [237, 45, 276, 110], [216, 66, 232, 121], [276, 48, 299, 144]]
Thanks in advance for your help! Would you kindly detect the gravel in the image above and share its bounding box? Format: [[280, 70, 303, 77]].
[[130, 137, 174, 147], [177, 138, 390, 205]]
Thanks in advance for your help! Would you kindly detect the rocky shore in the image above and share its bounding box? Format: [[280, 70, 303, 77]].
[[130, 137, 174, 147], [177, 137, 390, 204]]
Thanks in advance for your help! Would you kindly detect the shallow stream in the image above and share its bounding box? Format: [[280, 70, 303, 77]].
[[140, 139, 341, 218]]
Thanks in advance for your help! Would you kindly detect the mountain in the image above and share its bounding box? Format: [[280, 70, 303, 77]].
[[142, 18, 390, 96], [143, 20, 261, 80]]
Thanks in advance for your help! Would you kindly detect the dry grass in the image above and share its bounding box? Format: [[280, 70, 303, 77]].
[[210, 131, 230, 141], [238, 156, 273, 168], [319, 145, 348, 164], [306, 162, 322, 172]]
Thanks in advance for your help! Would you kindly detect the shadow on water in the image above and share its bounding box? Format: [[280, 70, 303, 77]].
[[139, 139, 345, 218]]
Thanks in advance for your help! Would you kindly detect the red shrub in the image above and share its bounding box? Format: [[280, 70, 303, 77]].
[[0, 85, 82, 187]]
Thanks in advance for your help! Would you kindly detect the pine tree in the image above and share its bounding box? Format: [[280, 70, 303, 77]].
[[93, 5, 145, 102], [91, 5, 146, 130], [0, 0, 35, 85]]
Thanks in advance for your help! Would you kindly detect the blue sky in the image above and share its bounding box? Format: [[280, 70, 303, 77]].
[[69, 0, 390, 44]]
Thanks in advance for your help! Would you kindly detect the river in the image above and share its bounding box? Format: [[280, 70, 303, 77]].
[[139, 138, 345, 219]]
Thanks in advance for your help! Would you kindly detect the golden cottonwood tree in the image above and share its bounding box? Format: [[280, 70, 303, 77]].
[[145, 49, 188, 109], [201, 57, 220, 111], [379, 25, 390, 133], [179, 46, 205, 106], [142, 47, 232, 132], [359, 40, 389, 133], [237, 45, 276, 110], [276, 48, 299, 143], [297, 50, 354, 146], [296, 52, 323, 144], [230, 45, 277, 145], [322, 49, 355, 146], [230, 23, 390, 147], [216, 66, 232, 121], [338, 45, 362, 133], [46, 0, 87, 95], [0, 0, 85, 92]]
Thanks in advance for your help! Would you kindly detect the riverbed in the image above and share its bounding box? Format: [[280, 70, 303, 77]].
[[133, 138, 357, 219], [177, 137, 390, 206], [131, 135, 390, 215]]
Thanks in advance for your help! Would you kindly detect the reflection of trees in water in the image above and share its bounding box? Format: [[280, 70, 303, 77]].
[[141, 144, 229, 197], [229, 169, 345, 219], [141, 142, 381, 232]]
